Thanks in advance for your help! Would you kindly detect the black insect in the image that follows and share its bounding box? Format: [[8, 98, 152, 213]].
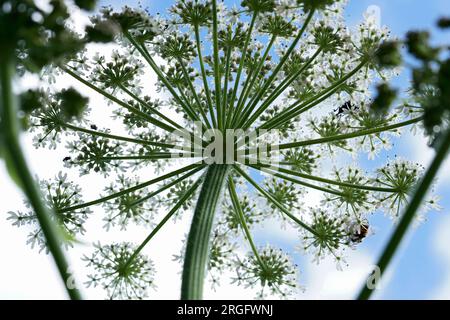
[[350, 222, 369, 243], [334, 101, 358, 116], [90, 124, 98, 130], [63, 156, 71, 162]]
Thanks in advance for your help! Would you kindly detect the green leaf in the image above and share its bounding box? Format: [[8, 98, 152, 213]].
[[74, 0, 98, 11], [85, 21, 118, 43], [56, 88, 89, 120], [370, 83, 398, 116], [437, 17, 450, 29], [375, 41, 402, 67]]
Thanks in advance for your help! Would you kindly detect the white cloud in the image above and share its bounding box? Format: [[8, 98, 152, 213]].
[[0, 167, 68, 299], [298, 249, 377, 299], [2, 0, 449, 301]]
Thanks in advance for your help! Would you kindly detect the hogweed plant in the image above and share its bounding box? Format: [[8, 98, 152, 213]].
[[1, 0, 449, 300]]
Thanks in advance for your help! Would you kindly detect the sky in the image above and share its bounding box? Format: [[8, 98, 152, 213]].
[[0, 0, 449, 300]]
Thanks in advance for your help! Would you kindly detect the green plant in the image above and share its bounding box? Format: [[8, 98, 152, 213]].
[[0, 0, 115, 299], [1, 0, 448, 300], [358, 24, 450, 300]]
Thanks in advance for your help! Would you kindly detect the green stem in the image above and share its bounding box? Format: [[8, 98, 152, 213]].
[[58, 163, 203, 213], [234, 165, 319, 237], [231, 35, 277, 128], [221, 47, 232, 128], [242, 9, 316, 123], [240, 47, 323, 129], [124, 32, 201, 123], [276, 117, 423, 150], [177, 58, 212, 128], [61, 66, 176, 133], [228, 178, 266, 269], [194, 25, 217, 128], [1, 56, 82, 300], [124, 175, 204, 270], [181, 164, 230, 300], [119, 84, 183, 130], [357, 127, 450, 300], [227, 13, 258, 129], [63, 67, 206, 149], [247, 164, 345, 196], [249, 163, 397, 192], [63, 123, 183, 151], [242, 115, 422, 153], [261, 59, 368, 130], [94, 153, 195, 161], [211, 0, 222, 128], [129, 166, 205, 207], [237, 58, 371, 149]]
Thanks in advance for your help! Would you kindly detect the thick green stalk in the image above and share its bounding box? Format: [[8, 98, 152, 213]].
[[181, 164, 230, 299], [0, 56, 81, 299], [357, 128, 450, 300]]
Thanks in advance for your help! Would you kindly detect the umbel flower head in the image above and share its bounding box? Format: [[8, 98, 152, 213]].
[[233, 246, 299, 298], [8, 172, 91, 252], [300, 208, 351, 264], [8, 0, 443, 299], [83, 242, 155, 299]]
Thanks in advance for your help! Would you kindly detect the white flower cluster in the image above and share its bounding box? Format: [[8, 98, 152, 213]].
[[10, 0, 441, 299]]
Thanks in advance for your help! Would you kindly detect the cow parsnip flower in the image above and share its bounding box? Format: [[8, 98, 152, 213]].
[[9, 0, 442, 299], [299, 208, 350, 265], [102, 175, 155, 230], [8, 172, 91, 252], [233, 246, 299, 299], [374, 158, 432, 220], [83, 242, 155, 299], [220, 194, 266, 233]]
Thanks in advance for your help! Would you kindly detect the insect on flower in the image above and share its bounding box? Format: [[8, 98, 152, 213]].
[[349, 221, 370, 244], [4, 0, 444, 301], [334, 100, 359, 116]]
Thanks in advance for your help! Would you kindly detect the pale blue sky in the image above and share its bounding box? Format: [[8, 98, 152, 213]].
[[345, 0, 449, 300], [0, 0, 448, 300], [98, 0, 450, 299]]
